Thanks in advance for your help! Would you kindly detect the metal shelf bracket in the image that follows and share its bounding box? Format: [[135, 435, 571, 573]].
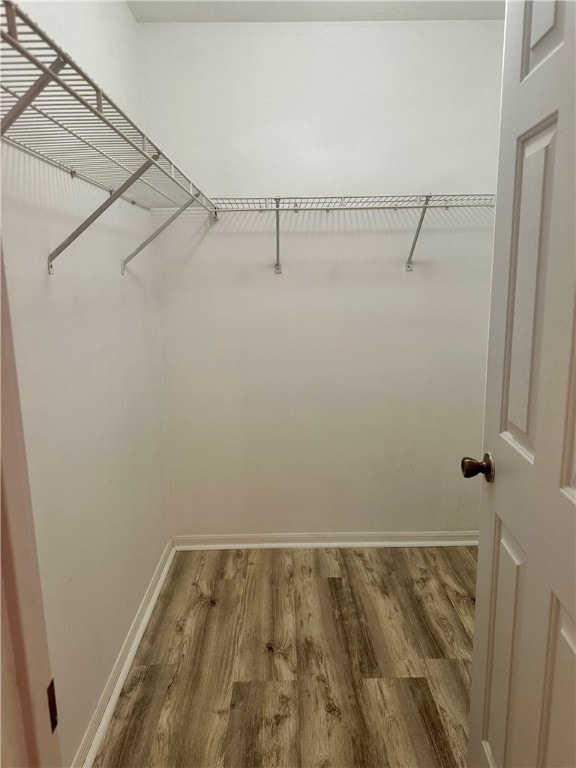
[[274, 197, 282, 274], [48, 154, 159, 274], [405, 194, 431, 272], [121, 195, 196, 274]]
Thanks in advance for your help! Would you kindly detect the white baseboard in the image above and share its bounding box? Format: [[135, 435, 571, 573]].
[[172, 530, 479, 550], [73, 542, 175, 768]]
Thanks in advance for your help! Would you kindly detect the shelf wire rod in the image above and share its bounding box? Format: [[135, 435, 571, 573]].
[[121, 197, 197, 274], [213, 202, 491, 213], [0, 29, 216, 214], [405, 194, 432, 272], [47, 154, 159, 274], [1, 54, 65, 134]]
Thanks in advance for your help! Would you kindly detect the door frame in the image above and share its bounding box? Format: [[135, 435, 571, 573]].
[[1, 254, 62, 767]]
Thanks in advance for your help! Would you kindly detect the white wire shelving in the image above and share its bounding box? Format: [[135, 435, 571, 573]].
[[213, 194, 495, 212], [0, 0, 216, 273], [212, 194, 495, 273], [1, 0, 495, 276]]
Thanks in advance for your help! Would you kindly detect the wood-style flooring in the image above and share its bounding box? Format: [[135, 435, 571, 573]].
[[94, 546, 477, 768]]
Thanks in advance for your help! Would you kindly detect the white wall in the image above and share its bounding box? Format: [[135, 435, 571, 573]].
[[155, 206, 494, 536], [2, 4, 168, 764], [139, 20, 504, 537], [140, 21, 503, 196]]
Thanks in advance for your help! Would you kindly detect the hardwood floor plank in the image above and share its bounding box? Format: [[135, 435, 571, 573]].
[[235, 549, 296, 682], [224, 681, 299, 768], [150, 579, 243, 767], [292, 548, 341, 579], [466, 545, 478, 562], [338, 549, 432, 674], [191, 548, 250, 581], [327, 575, 382, 678], [420, 547, 477, 601], [134, 551, 210, 665], [363, 677, 457, 768], [388, 548, 472, 659], [408, 548, 473, 656], [420, 659, 472, 768], [420, 548, 476, 641], [294, 565, 381, 767], [294, 570, 349, 767], [93, 664, 173, 768]]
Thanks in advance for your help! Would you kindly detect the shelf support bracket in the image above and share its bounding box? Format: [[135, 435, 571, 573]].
[[275, 197, 282, 274], [1, 55, 66, 136], [5, 2, 18, 39], [48, 154, 159, 274], [121, 196, 197, 274], [405, 194, 431, 272]]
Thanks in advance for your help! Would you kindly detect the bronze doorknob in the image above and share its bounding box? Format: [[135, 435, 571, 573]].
[[461, 453, 495, 483]]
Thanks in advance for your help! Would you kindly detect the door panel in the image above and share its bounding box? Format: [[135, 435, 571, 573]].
[[484, 524, 525, 767], [522, 0, 566, 77], [561, 336, 576, 491], [505, 119, 556, 451]]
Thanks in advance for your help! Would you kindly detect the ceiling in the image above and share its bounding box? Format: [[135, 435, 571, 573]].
[[127, 1, 505, 23]]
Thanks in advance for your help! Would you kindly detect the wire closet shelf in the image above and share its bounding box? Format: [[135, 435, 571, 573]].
[[1, 0, 495, 275], [212, 195, 495, 212], [211, 195, 495, 274], [0, 0, 215, 272]]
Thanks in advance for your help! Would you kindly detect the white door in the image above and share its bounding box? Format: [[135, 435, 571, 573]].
[[467, 1, 575, 766]]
